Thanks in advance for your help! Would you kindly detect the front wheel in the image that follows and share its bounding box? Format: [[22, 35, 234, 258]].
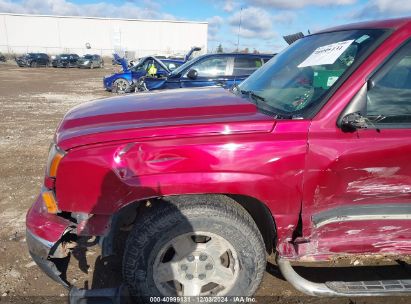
[[122, 197, 266, 300], [113, 78, 131, 94]]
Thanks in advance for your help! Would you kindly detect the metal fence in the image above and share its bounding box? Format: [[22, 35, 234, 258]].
[[0, 45, 194, 59]]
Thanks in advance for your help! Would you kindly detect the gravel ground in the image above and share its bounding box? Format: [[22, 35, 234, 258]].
[[0, 62, 410, 304]]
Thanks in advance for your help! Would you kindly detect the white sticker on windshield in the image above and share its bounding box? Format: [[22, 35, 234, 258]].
[[327, 76, 339, 87], [298, 40, 354, 68]]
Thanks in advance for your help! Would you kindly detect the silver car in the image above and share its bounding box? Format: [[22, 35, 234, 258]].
[[77, 54, 104, 69]]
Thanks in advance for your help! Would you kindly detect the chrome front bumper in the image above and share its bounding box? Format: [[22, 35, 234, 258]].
[[26, 228, 55, 259], [26, 228, 69, 288]]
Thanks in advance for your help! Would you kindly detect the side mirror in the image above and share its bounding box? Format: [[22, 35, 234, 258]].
[[341, 112, 369, 133], [187, 69, 198, 80]]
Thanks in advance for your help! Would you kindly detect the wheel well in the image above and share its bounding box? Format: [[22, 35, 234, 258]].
[[114, 77, 129, 82], [227, 194, 276, 254], [102, 194, 277, 257]]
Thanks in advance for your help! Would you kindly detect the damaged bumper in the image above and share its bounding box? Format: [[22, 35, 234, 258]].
[[26, 195, 75, 287], [16, 59, 28, 67], [26, 229, 69, 287]]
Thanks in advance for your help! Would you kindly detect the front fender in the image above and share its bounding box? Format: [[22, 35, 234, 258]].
[[56, 130, 306, 218], [125, 171, 273, 205]]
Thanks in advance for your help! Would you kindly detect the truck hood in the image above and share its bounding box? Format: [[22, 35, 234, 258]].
[[56, 87, 275, 150]]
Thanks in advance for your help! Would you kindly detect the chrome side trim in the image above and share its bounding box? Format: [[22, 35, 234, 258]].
[[315, 214, 411, 228], [313, 204, 411, 228]]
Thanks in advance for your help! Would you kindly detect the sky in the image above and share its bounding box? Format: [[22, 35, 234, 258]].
[[1, 0, 411, 52]]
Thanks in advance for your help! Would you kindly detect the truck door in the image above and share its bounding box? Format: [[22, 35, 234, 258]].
[[304, 39, 411, 257]]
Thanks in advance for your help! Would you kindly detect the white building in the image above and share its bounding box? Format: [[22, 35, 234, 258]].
[[0, 13, 208, 58]]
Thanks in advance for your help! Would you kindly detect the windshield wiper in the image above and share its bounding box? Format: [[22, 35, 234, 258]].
[[248, 91, 266, 103], [238, 89, 293, 119], [236, 88, 265, 104], [231, 86, 294, 119]]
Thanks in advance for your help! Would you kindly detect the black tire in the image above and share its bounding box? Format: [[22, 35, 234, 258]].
[[122, 196, 266, 300], [113, 78, 131, 94]]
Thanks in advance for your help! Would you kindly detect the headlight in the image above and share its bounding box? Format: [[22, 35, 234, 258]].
[[46, 144, 65, 178]]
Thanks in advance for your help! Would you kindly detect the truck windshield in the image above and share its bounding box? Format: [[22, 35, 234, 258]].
[[238, 29, 386, 117]]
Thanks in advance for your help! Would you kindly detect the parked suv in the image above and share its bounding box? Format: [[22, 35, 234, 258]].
[[26, 18, 411, 300], [135, 53, 273, 92], [51, 54, 80, 68], [15, 53, 50, 67]]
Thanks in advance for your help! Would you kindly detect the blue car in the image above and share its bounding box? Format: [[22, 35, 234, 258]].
[[104, 56, 172, 93], [136, 53, 273, 92], [104, 47, 201, 93]]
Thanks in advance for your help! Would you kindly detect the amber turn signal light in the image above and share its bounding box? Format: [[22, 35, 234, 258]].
[[42, 190, 58, 214], [49, 152, 64, 177], [46, 144, 65, 178]]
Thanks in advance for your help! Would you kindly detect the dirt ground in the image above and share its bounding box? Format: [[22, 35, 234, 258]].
[[0, 62, 410, 304]]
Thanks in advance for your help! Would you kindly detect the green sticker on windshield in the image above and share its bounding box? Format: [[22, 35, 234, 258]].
[[313, 69, 344, 89], [355, 35, 370, 44]]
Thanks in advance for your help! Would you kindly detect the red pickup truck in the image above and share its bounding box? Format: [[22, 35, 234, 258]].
[[27, 17, 411, 299]]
